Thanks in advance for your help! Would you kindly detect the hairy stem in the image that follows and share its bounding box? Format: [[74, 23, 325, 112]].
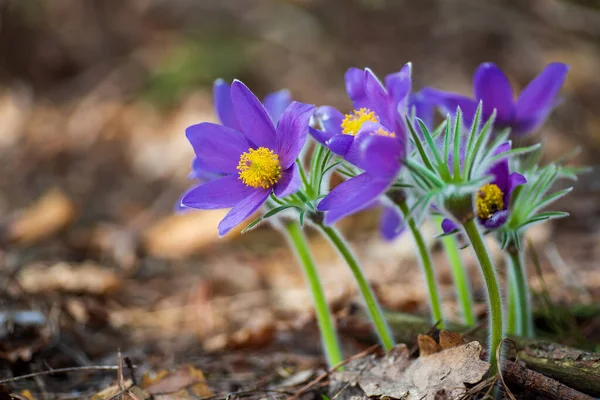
[[462, 219, 503, 376], [284, 221, 343, 366], [434, 216, 475, 326], [508, 248, 533, 337], [318, 224, 395, 351], [506, 268, 518, 336], [398, 203, 444, 328]]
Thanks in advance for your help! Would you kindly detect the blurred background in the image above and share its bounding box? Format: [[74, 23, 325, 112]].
[[1, 0, 600, 394]]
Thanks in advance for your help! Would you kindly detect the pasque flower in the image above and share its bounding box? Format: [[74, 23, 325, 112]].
[[312, 65, 410, 231], [180, 80, 314, 236], [189, 79, 291, 181], [422, 62, 569, 135], [441, 142, 527, 233]]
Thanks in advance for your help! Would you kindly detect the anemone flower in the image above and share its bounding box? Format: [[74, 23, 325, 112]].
[[180, 80, 314, 236], [311, 66, 410, 233], [189, 79, 291, 180], [441, 142, 527, 233], [422, 62, 569, 136]]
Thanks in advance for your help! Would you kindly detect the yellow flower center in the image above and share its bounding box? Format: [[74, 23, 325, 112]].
[[237, 147, 281, 189], [375, 127, 396, 138], [341, 108, 379, 136], [476, 183, 504, 220]]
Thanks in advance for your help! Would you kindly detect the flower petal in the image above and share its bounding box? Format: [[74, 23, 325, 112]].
[[318, 173, 389, 225], [309, 126, 334, 146], [360, 134, 403, 179], [263, 89, 292, 124], [231, 80, 278, 148], [213, 79, 241, 131], [276, 101, 315, 169], [420, 88, 480, 128], [409, 91, 435, 131], [218, 189, 270, 237], [385, 62, 412, 104], [482, 210, 509, 229], [181, 175, 254, 210], [514, 63, 569, 134], [380, 204, 405, 241], [441, 218, 458, 234], [345, 67, 367, 104], [473, 62, 515, 125], [189, 157, 222, 181], [364, 68, 395, 129], [274, 164, 301, 198], [186, 123, 252, 174], [326, 134, 354, 156], [317, 106, 344, 135], [505, 172, 527, 204], [487, 141, 511, 192]]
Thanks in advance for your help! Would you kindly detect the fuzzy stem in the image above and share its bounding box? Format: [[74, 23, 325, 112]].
[[507, 248, 533, 338], [318, 224, 395, 351], [284, 221, 343, 367], [434, 216, 475, 326], [397, 202, 444, 328], [462, 219, 503, 376], [506, 267, 518, 336]]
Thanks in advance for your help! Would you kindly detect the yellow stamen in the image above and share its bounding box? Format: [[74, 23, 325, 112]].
[[237, 147, 281, 189], [375, 127, 396, 138], [341, 108, 379, 136], [476, 183, 504, 220]]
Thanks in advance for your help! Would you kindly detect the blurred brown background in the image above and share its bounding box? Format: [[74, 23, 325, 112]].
[[0, 0, 599, 393]]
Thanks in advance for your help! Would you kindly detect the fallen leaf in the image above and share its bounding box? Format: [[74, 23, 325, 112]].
[[2, 188, 75, 245], [91, 380, 151, 400], [141, 365, 212, 398], [418, 334, 440, 356], [334, 342, 489, 400], [439, 330, 464, 350], [17, 262, 121, 294]]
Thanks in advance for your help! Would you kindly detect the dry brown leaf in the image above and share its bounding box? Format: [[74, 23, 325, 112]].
[[439, 330, 464, 350], [141, 365, 212, 397], [17, 262, 121, 294], [418, 334, 440, 356], [143, 209, 242, 259], [4, 188, 75, 245], [91, 380, 152, 400], [334, 342, 489, 400]]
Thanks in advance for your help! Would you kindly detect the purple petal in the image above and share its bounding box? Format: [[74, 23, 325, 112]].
[[318, 173, 389, 225], [343, 121, 381, 166], [360, 135, 403, 179], [263, 89, 292, 125], [326, 134, 354, 156], [189, 157, 222, 181], [482, 210, 509, 229], [441, 218, 458, 234], [420, 88, 480, 128], [345, 67, 367, 104], [487, 141, 511, 191], [317, 106, 344, 135], [385, 62, 412, 104], [409, 92, 435, 130], [504, 172, 527, 204], [473, 63, 515, 125], [273, 164, 301, 198], [186, 123, 251, 174], [364, 68, 395, 129], [309, 126, 335, 146], [181, 175, 254, 210], [230, 80, 277, 149], [380, 204, 405, 241], [276, 101, 315, 169], [218, 189, 270, 236], [514, 63, 569, 134], [213, 79, 241, 131]]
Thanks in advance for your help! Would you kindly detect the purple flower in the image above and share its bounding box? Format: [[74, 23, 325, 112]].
[[189, 79, 292, 180], [180, 80, 314, 236], [422, 62, 569, 136], [312, 66, 411, 234], [441, 142, 527, 233]]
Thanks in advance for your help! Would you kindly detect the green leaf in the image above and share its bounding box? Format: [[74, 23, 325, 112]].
[[486, 143, 542, 167], [299, 210, 306, 227], [417, 118, 448, 178], [241, 216, 264, 233], [263, 205, 300, 219], [452, 107, 463, 180], [406, 116, 436, 172], [465, 109, 496, 180]]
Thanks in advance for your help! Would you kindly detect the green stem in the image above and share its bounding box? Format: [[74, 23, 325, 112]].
[[462, 219, 503, 376], [318, 224, 395, 351], [507, 248, 533, 338], [397, 203, 444, 328], [506, 267, 518, 336], [284, 221, 343, 367]]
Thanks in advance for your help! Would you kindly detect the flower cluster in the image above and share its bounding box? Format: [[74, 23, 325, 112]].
[[177, 61, 575, 374]]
